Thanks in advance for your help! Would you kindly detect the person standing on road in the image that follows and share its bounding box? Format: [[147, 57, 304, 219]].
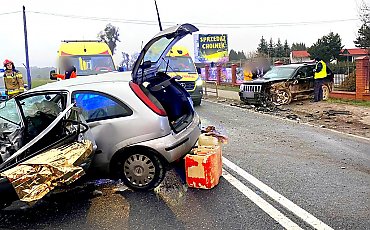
[[313, 57, 327, 102], [3, 59, 25, 99]]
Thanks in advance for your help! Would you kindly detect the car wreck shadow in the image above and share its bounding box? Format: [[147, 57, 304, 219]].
[[0, 186, 95, 229], [0, 173, 188, 230]]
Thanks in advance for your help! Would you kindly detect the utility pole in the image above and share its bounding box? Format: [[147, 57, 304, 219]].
[[154, 0, 162, 31], [23, 5, 31, 89]]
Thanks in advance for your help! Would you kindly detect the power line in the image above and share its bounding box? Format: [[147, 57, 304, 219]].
[[0, 11, 21, 16], [27, 10, 359, 28]]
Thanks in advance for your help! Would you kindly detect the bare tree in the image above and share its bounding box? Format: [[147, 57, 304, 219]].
[[98, 24, 121, 55]]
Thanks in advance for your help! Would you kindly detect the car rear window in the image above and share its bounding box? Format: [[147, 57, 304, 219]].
[[72, 91, 133, 122]]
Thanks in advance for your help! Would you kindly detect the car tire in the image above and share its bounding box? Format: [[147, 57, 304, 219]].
[[322, 85, 330, 101], [112, 149, 166, 191], [193, 99, 201, 106], [274, 89, 292, 105]]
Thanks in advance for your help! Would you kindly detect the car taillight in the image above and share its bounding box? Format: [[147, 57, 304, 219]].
[[129, 82, 167, 116]]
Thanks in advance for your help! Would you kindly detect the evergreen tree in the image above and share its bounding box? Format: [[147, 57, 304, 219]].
[[275, 38, 284, 58], [283, 39, 290, 57], [354, 1, 370, 49], [257, 36, 268, 55], [237, 50, 247, 60], [268, 38, 275, 57], [291, 42, 307, 51], [229, 49, 239, 61], [308, 32, 343, 63]]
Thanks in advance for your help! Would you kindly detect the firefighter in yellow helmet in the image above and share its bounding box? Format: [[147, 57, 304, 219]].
[[313, 57, 327, 102], [3, 59, 25, 99]]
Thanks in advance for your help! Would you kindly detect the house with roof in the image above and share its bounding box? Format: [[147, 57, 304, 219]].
[[340, 48, 369, 62], [290, 50, 311, 63]]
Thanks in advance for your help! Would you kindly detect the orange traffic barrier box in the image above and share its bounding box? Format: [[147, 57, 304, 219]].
[[185, 145, 222, 189]]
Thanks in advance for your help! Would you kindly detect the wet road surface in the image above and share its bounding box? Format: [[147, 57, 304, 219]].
[[0, 100, 369, 230]]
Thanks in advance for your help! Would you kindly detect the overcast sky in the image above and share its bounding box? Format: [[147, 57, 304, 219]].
[[0, 0, 364, 67]]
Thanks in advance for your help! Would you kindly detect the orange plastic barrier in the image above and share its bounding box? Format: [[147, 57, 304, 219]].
[[185, 145, 222, 189]]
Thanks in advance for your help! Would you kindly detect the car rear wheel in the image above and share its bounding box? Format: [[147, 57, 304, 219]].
[[274, 89, 292, 105], [322, 85, 330, 101], [112, 149, 166, 191]]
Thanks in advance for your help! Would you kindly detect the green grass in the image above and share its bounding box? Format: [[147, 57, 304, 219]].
[[31, 78, 53, 88], [327, 98, 370, 108], [205, 83, 240, 92]]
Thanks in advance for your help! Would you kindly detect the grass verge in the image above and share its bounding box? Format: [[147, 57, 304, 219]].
[[327, 98, 370, 108], [31, 78, 53, 88]]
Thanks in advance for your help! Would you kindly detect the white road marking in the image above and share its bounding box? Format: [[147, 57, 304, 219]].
[[222, 170, 303, 230], [223, 157, 334, 230]]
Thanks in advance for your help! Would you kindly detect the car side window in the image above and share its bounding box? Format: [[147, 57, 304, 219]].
[[72, 91, 133, 122]]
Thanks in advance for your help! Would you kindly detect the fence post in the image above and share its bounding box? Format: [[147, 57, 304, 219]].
[[231, 64, 237, 86], [216, 64, 221, 85], [355, 56, 369, 99], [205, 64, 210, 81]]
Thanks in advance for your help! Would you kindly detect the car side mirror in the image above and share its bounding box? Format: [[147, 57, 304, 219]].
[[118, 66, 125, 72], [50, 70, 57, 80], [196, 67, 201, 74]]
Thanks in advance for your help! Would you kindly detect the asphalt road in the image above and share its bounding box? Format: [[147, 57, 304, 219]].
[[0, 100, 369, 230]]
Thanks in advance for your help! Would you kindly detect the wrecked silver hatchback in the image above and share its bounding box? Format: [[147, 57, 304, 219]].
[[0, 93, 96, 208]]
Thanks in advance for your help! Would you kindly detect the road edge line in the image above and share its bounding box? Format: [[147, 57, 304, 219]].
[[222, 170, 303, 230], [223, 157, 334, 230]]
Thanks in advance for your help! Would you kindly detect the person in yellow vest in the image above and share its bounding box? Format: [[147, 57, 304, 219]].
[[3, 59, 25, 99], [313, 57, 327, 102]]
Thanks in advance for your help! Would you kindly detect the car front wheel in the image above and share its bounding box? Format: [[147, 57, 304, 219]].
[[112, 149, 166, 191], [322, 85, 330, 101]]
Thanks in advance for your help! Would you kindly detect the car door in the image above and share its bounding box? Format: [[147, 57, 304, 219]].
[[294, 66, 312, 94], [71, 90, 134, 158]]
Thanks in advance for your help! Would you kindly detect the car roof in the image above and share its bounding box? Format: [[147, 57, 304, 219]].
[[31, 71, 132, 92], [276, 63, 315, 68]]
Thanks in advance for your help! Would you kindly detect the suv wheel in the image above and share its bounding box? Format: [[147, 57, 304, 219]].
[[322, 85, 329, 101], [112, 149, 166, 191], [274, 89, 292, 105]]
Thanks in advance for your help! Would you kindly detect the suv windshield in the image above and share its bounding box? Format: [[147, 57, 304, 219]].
[[263, 67, 297, 79], [159, 56, 197, 73], [60, 55, 115, 76]]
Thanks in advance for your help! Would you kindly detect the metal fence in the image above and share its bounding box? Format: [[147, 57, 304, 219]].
[[333, 74, 347, 87]]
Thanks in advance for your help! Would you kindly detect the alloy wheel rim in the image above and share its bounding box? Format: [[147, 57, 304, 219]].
[[322, 86, 329, 100], [123, 154, 156, 187], [277, 91, 289, 104]]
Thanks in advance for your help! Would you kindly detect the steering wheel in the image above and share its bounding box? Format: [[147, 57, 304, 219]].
[[89, 108, 108, 120]]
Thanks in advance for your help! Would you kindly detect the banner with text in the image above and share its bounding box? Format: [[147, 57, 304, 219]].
[[194, 34, 229, 63]]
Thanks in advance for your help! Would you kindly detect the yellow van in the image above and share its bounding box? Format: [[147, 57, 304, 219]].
[[54, 40, 116, 77], [159, 46, 203, 106]]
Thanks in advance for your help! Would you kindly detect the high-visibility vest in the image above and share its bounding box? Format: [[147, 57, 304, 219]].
[[314, 60, 327, 79]]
